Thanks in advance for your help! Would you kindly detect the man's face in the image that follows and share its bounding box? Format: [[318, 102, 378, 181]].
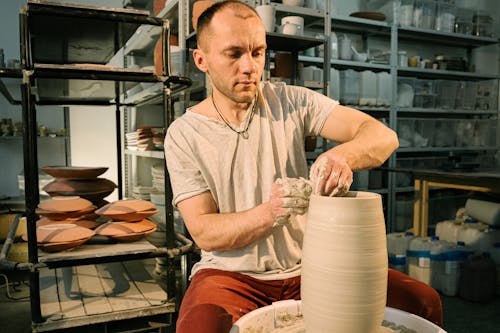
[[195, 8, 267, 104]]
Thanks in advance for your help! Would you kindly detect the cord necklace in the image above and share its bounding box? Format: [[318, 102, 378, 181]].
[[211, 92, 258, 139]]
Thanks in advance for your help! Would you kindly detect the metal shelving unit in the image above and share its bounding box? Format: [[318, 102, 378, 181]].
[[1, 1, 193, 331]]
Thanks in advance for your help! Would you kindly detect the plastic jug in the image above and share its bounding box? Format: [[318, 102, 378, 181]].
[[459, 252, 496, 302], [457, 218, 491, 252], [429, 236, 449, 291], [387, 231, 414, 273], [407, 236, 432, 285], [435, 219, 463, 243], [440, 241, 473, 296]]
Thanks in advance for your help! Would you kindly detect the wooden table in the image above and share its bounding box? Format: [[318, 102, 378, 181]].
[[387, 168, 500, 236]]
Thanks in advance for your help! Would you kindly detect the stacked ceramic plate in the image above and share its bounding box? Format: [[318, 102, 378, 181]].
[[94, 199, 158, 242], [35, 196, 97, 221], [41, 166, 116, 207], [151, 164, 165, 192], [132, 185, 153, 200], [125, 127, 160, 151], [94, 219, 157, 242], [26, 224, 96, 252], [152, 128, 165, 150]]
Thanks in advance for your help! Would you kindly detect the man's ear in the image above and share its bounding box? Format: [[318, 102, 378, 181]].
[[193, 48, 208, 73]]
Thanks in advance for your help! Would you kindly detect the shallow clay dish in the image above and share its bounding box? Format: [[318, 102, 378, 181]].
[[97, 208, 159, 222], [95, 219, 156, 237], [109, 227, 157, 242], [95, 199, 156, 215], [34, 224, 95, 243], [36, 218, 100, 229], [43, 178, 116, 195], [38, 237, 90, 252], [36, 205, 97, 220], [38, 196, 93, 212], [349, 11, 386, 21], [42, 166, 108, 179]]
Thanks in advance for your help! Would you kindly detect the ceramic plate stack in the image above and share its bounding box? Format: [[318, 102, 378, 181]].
[[94, 219, 157, 242], [35, 196, 97, 221], [94, 199, 159, 242], [125, 131, 139, 150], [132, 185, 152, 200], [26, 223, 95, 252], [151, 164, 165, 192], [152, 128, 165, 150], [41, 166, 116, 207]]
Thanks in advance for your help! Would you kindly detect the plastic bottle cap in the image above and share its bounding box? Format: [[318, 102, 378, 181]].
[[457, 241, 465, 246], [464, 217, 478, 223], [431, 236, 440, 241], [405, 231, 414, 236]]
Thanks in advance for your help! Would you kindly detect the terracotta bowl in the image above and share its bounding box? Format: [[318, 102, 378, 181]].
[[110, 227, 157, 242], [41, 166, 108, 179], [38, 237, 91, 252], [35, 224, 95, 243], [36, 205, 97, 220], [95, 219, 157, 237], [97, 208, 159, 222], [43, 178, 117, 195], [38, 196, 93, 212], [36, 217, 101, 229], [95, 199, 156, 215]]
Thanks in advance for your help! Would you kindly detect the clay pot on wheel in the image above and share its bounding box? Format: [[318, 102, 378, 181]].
[[301, 192, 388, 332]]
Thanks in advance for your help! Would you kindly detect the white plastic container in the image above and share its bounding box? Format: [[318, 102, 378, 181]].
[[490, 243, 500, 295], [435, 219, 462, 244], [457, 218, 490, 252], [465, 198, 500, 226], [407, 236, 433, 285], [429, 236, 449, 291], [387, 231, 414, 273], [440, 241, 473, 296], [359, 70, 378, 106]]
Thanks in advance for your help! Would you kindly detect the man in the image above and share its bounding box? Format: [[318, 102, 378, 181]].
[[165, 1, 400, 332]]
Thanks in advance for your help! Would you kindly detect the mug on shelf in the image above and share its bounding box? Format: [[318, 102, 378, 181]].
[[278, 22, 302, 36]]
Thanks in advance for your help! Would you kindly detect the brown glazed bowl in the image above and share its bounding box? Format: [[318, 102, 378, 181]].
[[36, 205, 97, 221], [109, 227, 157, 242], [95, 199, 156, 215], [41, 166, 108, 179], [43, 178, 117, 195], [38, 237, 90, 252], [34, 224, 96, 243], [36, 218, 101, 229], [37, 196, 93, 212], [95, 219, 157, 237]]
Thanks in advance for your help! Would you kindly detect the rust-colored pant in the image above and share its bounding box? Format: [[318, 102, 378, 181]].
[[176, 268, 443, 333]]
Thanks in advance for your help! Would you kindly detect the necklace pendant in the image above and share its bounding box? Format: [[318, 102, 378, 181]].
[[241, 131, 249, 139]]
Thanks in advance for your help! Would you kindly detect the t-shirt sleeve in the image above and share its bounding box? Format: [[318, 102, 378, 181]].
[[164, 121, 210, 206], [287, 85, 339, 136]]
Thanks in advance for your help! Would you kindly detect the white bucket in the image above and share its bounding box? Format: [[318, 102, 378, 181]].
[[229, 300, 447, 333]]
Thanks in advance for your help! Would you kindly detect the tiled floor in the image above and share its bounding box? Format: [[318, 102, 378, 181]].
[[1, 269, 499, 332]]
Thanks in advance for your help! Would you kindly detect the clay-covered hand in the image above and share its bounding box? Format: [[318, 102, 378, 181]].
[[309, 154, 353, 197], [270, 177, 312, 227]]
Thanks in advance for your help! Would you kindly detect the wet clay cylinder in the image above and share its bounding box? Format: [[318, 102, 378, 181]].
[[301, 192, 388, 332]]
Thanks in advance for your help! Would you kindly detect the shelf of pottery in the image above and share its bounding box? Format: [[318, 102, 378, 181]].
[[8, 1, 191, 330], [351, 0, 499, 232]]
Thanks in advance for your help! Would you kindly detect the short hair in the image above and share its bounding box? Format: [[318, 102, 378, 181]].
[[196, 0, 259, 49]]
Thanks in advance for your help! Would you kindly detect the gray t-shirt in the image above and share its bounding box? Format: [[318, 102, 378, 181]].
[[165, 81, 338, 280]]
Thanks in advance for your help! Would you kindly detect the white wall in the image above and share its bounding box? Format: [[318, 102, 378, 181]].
[[0, 0, 124, 198]]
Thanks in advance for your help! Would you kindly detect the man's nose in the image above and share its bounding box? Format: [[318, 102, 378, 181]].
[[240, 53, 257, 74]]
